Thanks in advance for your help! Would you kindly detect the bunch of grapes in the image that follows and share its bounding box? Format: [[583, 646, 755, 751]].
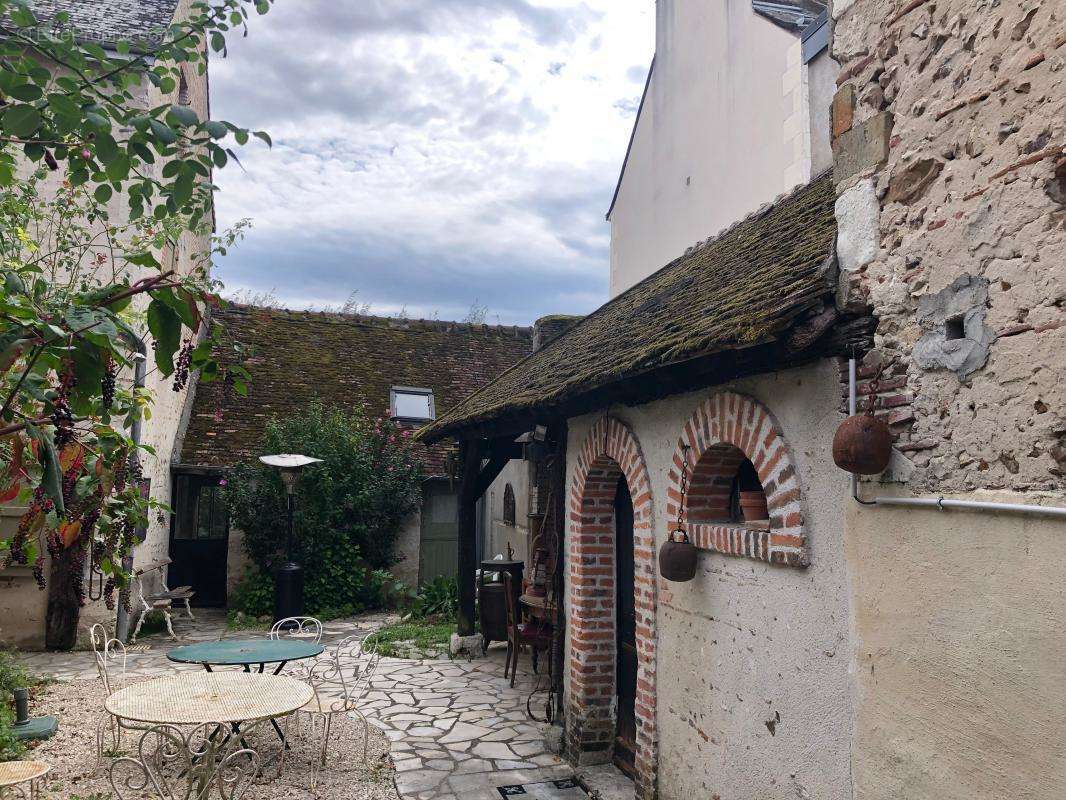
[[50, 396, 74, 449], [101, 355, 117, 409], [6, 507, 36, 566], [61, 469, 78, 512], [103, 576, 116, 610], [172, 340, 193, 392], [113, 458, 128, 493], [31, 555, 45, 589]]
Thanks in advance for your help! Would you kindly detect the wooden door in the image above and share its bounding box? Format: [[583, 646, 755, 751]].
[[613, 476, 637, 777], [169, 474, 229, 607], [419, 482, 459, 584]]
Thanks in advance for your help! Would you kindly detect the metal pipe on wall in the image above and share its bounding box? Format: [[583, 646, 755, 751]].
[[847, 358, 1066, 519]]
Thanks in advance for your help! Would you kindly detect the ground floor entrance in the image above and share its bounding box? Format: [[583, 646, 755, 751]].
[[169, 472, 229, 607], [419, 480, 459, 584]]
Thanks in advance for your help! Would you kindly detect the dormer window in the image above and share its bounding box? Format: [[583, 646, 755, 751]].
[[390, 386, 435, 422]]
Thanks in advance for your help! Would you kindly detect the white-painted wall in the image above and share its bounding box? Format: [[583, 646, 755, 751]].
[[483, 460, 531, 564], [564, 360, 855, 799], [609, 0, 838, 296]]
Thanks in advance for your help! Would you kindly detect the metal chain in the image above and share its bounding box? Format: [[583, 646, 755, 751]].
[[675, 444, 690, 531]]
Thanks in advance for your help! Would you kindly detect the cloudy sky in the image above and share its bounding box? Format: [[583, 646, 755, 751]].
[[210, 1, 655, 325]]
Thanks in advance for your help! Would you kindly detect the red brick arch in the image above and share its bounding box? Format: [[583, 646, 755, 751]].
[[667, 391, 809, 568], [568, 416, 658, 799]]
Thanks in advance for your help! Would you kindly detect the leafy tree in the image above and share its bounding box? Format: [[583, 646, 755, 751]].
[[225, 401, 423, 616], [0, 0, 272, 648]]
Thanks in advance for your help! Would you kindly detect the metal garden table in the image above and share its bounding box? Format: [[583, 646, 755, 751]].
[[104, 672, 313, 799], [167, 638, 323, 674]]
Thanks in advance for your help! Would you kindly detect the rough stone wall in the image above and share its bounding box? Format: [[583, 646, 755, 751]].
[[831, 0, 1066, 493]]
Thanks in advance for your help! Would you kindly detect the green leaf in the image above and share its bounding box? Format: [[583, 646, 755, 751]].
[[204, 120, 228, 140], [147, 299, 182, 376], [2, 105, 41, 137], [93, 184, 113, 204], [104, 154, 130, 182], [149, 118, 178, 145], [168, 104, 199, 127], [253, 130, 272, 147], [94, 132, 119, 164], [7, 83, 43, 102], [25, 425, 64, 516], [172, 171, 194, 208]]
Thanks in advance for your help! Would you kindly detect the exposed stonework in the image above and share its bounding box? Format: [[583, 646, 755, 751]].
[[831, 0, 1066, 492], [913, 274, 993, 377]]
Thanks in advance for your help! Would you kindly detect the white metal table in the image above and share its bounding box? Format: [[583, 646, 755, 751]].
[[104, 672, 313, 799], [0, 761, 49, 799]]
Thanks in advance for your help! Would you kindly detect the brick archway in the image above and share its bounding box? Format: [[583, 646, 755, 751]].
[[667, 391, 809, 568], [568, 416, 657, 799]]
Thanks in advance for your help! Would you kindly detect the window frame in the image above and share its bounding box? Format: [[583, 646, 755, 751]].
[[390, 386, 436, 423]]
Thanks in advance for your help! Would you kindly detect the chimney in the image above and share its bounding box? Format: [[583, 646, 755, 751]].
[[532, 315, 582, 352]]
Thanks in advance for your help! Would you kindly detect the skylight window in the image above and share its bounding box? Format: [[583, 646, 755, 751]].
[[391, 387, 435, 422]]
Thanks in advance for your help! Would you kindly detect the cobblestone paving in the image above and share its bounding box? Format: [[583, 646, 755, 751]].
[[17, 611, 631, 800]]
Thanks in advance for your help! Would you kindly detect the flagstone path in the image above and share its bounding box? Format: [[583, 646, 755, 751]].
[[16, 610, 631, 800]]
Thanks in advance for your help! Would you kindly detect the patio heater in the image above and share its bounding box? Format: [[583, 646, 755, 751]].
[[259, 454, 323, 624]]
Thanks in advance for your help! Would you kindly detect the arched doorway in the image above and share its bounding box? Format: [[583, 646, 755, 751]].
[[567, 416, 657, 799]]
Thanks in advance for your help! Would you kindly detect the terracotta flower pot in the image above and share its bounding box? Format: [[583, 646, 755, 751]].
[[659, 529, 697, 582], [739, 490, 769, 523], [832, 413, 893, 474]]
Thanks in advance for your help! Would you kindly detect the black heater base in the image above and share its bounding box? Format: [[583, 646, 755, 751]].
[[274, 561, 304, 623]]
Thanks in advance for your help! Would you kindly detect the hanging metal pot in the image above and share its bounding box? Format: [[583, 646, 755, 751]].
[[832, 412, 893, 474], [659, 528, 697, 582]]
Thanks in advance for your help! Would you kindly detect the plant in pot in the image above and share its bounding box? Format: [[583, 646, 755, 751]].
[[736, 460, 769, 524]]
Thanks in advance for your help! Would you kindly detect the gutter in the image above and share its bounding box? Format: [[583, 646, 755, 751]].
[[115, 340, 148, 642], [847, 358, 1066, 519]]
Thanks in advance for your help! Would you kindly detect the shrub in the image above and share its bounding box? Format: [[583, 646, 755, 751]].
[[224, 401, 423, 616], [0, 649, 37, 762], [409, 576, 458, 622]]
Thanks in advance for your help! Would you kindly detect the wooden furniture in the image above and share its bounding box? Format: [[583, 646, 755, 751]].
[[130, 557, 195, 643], [104, 672, 313, 798], [502, 572, 553, 688], [519, 592, 556, 621], [0, 761, 49, 799], [479, 559, 525, 654], [167, 638, 324, 675]]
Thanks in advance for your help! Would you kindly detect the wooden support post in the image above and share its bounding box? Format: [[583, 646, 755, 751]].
[[457, 439, 481, 637]]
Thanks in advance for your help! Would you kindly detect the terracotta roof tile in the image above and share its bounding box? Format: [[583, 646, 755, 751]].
[[180, 307, 533, 476]]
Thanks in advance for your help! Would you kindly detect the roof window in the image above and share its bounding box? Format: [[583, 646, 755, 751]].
[[391, 387, 435, 422]]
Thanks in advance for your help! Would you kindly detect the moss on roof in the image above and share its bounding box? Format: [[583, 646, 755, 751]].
[[180, 308, 533, 475], [420, 173, 837, 442]]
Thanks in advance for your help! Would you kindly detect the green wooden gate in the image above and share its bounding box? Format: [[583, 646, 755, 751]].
[[419, 482, 458, 585]]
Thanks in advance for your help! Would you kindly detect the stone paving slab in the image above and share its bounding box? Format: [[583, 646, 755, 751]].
[[16, 610, 633, 800]]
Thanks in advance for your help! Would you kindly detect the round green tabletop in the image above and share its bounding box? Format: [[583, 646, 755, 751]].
[[166, 638, 323, 670]]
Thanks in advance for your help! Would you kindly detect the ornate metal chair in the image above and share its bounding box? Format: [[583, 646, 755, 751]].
[[293, 635, 380, 789], [268, 616, 323, 644], [90, 623, 147, 768]]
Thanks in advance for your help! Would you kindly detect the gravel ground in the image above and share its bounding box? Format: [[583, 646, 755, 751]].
[[23, 678, 400, 800]]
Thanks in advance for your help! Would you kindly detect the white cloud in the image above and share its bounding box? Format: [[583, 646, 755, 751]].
[[211, 0, 655, 324]]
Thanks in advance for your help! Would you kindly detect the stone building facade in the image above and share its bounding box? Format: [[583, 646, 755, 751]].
[[831, 0, 1066, 797], [0, 0, 212, 648]]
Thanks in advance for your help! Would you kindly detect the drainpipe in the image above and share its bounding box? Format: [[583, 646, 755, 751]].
[[115, 342, 148, 642], [847, 358, 1066, 519]]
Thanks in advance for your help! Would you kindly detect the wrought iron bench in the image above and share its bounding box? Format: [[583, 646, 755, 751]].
[[130, 558, 195, 643]]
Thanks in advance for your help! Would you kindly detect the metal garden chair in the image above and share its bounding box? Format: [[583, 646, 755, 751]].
[[89, 623, 151, 769], [269, 616, 323, 644], [293, 635, 381, 790]]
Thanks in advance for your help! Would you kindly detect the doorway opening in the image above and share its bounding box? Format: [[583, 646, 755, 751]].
[[613, 475, 637, 778], [169, 472, 229, 607]]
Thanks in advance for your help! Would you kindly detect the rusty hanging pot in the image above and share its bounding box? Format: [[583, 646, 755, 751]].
[[832, 412, 893, 474], [659, 528, 697, 582]]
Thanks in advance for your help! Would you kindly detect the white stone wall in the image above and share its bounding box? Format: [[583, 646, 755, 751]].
[[608, 0, 833, 297], [564, 360, 855, 800], [483, 460, 531, 564]]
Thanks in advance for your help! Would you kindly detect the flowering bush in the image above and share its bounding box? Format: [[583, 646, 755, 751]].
[[224, 400, 423, 615]]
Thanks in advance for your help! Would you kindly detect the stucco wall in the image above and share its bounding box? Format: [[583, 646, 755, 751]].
[[564, 359, 855, 800], [845, 495, 1066, 800], [608, 0, 810, 296], [483, 460, 531, 564]]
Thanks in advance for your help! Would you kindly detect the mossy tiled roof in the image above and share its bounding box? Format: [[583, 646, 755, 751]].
[[23, 1, 180, 48], [180, 307, 533, 476], [420, 173, 837, 442]]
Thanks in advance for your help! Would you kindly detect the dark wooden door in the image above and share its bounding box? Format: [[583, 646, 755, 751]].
[[169, 474, 229, 607], [614, 476, 637, 777]]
